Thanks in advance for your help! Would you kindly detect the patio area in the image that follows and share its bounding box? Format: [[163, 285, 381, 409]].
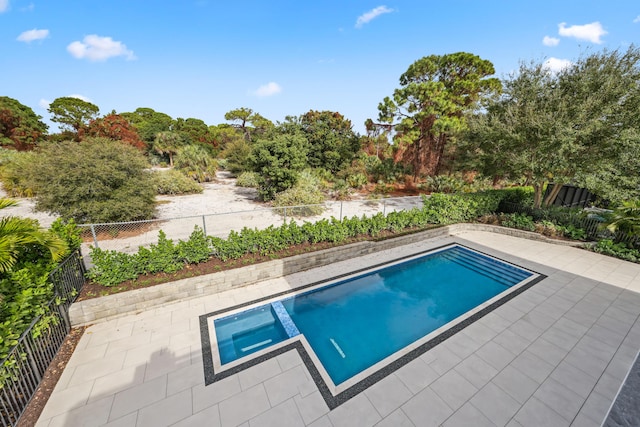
[[34, 230, 640, 427]]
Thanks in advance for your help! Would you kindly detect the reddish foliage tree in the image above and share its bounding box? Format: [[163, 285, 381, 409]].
[[80, 114, 146, 149]]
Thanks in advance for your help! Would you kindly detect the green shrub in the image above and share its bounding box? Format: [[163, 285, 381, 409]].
[[590, 239, 640, 263], [273, 170, 325, 216], [421, 175, 466, 194], [346, 173, 368, 189], [88, 227, 214, 286], [174, 144, 218, 183], [152, 169, 203, 195], [501, 213, 536, 231], [235, 171, 260, 188], [0, 150, 38, 197], [28, 138, 156, 223]]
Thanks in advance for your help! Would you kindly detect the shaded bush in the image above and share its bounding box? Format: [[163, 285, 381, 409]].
[[235, 171, 259, 188], [28, 138, 156, 223], [0, 149, 38, 197], [273, 170, 324, 216], [152, 169, 203, 195], [174, 144, 217, 182]]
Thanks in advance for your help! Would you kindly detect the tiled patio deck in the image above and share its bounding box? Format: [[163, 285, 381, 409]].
[[35, 230, 640, 427]]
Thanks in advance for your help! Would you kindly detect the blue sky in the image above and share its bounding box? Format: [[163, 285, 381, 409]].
[[1, 1, 638, 134]]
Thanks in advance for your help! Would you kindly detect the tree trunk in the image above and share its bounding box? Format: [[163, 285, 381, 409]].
[[542, 183, 563, 207], [533, 183, 543, 208]]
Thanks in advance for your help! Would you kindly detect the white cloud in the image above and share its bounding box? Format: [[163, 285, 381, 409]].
[[67, 35, 136, 61], [543, 57, 572, 73], [251, 82, 282, 97], [38, 99, 51, 109], [0, 0, 8, 13], [17, 28, 49, 43], [355, 5, 394, 28], [558, 21, 607, 44], [542, 36, 559, 47], [634, 16, 640, 23], [69, 94, 93, 103]]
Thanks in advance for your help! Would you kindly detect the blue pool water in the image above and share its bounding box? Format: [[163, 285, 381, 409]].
[[214, 245, 532, 384]]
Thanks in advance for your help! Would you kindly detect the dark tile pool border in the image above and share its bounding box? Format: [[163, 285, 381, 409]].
[[199, 242, 546, 410]]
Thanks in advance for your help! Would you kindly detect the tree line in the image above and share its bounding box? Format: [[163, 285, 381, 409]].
[[1, 46, 638, 225]]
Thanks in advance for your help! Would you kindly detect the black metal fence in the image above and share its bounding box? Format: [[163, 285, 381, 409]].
[[0, 249, 86, 427], [499, 201, 640, 248]]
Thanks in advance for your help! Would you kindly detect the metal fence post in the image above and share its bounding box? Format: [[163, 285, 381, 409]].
[[202, 215, 207, 236], [283, 207, 287, 224], [90, 224, 98, 249], [383, 200, 387, 216], [339, 201, 343, 221]]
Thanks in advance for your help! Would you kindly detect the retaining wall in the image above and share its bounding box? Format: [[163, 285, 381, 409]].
[[69, 223, 582, 325]]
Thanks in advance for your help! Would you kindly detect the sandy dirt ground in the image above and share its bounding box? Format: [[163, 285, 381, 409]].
[[0, 171, 423, 255]]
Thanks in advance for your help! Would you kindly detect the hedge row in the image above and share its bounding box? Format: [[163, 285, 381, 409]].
[[87, 188, 534, 286]]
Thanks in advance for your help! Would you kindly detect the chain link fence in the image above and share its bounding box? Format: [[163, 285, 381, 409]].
[[78, 196, 425, 254]]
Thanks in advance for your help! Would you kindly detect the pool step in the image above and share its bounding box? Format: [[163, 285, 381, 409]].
[[440, 248, 530, 287]]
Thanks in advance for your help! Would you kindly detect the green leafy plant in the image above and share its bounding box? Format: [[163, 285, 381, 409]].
[[235, 171, 260, 188], [152, 169, 203, 195], [590, 239, 640, 263], [500, 213, 536, 231]]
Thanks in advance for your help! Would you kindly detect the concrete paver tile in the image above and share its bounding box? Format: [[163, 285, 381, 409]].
[[249, 399, 304, 427], [445, 332, 482, 359], [136, 389, 193, 427], [328, 394, 381, 427], [144, 346, 193, 381], [192, 375, 242, 413], [88, 364, 146, 402], [426, 344, 462, 375], [526, 337, 567, 367], [570, 412, 601, 427], [167, 362, 205, 396], [401, 387, 453, 427], [373, 409, 414, 427], [238, 358, 282, 391], [294, 391, 329, 425], [476, 341, 516, 372], [470, 381, 521, 426], [219, 384, 270, 427], [513, 397, 569, 427], [394, 358, 439, 394], [577, 391, 612, 426], [307, 415, 333, 427], [492, 365, 539, 404], [509, 350, 555, 384], [109, 374, 167, 421], [441, 402, 496, 427], [276, 350, 303, 372], [172, 404, 220, 427], [533, 377, 584, 422], [430, 369, 478, 411], [492, 328, 530, 357], [364, 374, 412, 418], [46, 395, 113, 427], [549, 361, 598, 399], [102, 413, 138, 427], [453, 353, 498, 390], [67, 351, 126, 387], [263, 365, 312, 407], [66, 343, 108, 368], [37, 380, 94, 421]]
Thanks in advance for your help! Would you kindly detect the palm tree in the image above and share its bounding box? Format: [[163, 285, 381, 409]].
[[0, 198, 67, 273], [605, 200, 640, 236], [153, 131, 185, 167]]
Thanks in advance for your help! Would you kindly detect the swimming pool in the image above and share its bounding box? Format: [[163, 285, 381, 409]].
[[205, 243, 538, 395]]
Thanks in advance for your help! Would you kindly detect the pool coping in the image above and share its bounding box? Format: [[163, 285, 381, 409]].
[[199, 242, 547, 409]]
